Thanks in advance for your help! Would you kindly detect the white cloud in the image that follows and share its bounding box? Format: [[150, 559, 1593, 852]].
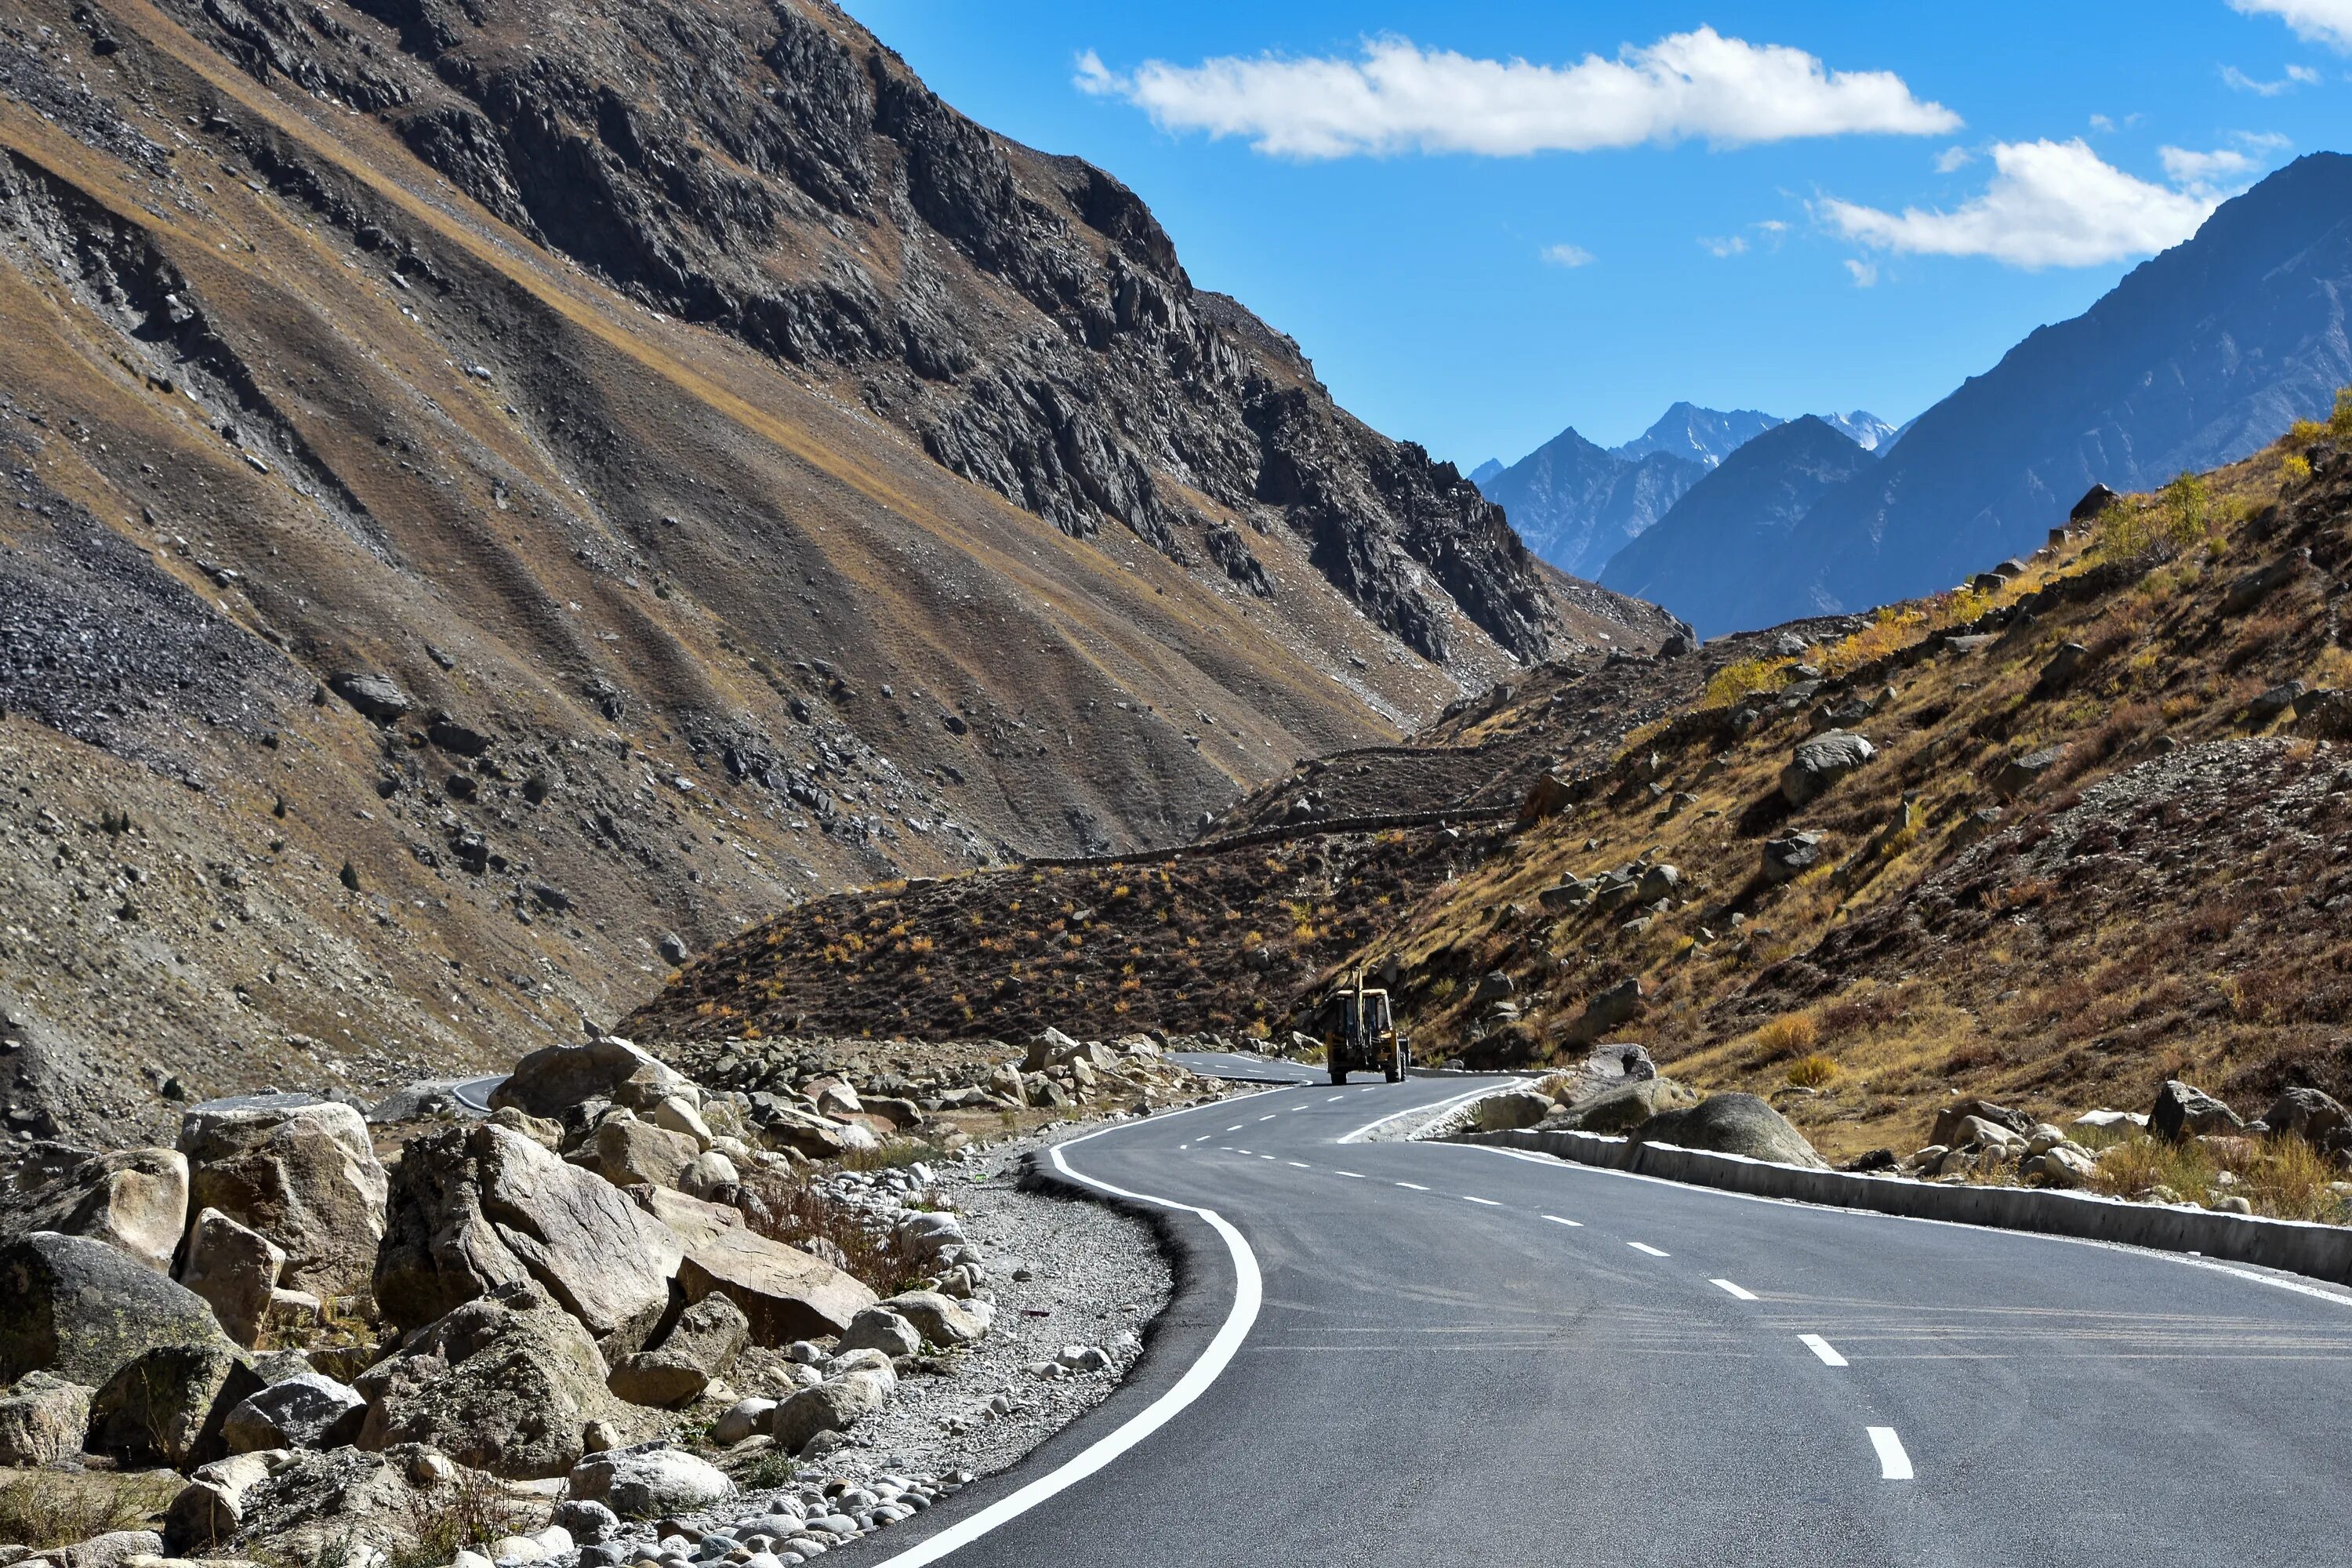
[[1934, 145, 1974, 172], [2161, 143, 2258, 187], [1074, 27, 1959, 158], [1541, 242, 1596, 267], [2222, 62, 2321, 93], [1700, 234, 1748, 257], [2089, 113, 2117, 132], [2230, 1, 2352, 50], [1845, 258, 1879, 287], [1756, 219, 1789, 233], [1819, 138, 2223, 269]]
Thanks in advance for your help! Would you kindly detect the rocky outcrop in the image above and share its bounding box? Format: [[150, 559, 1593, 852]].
[[0, 1370, 94, 1466], [637, 1186, 873, 1346], [0, 1232, 231, 1387], [0, 1142, 188, 1272], [176, 1099, 389, 1300], [492, 1038, 691, 1121], [374, 1123, 684, 1354], [178, 1207, 288, 1349]]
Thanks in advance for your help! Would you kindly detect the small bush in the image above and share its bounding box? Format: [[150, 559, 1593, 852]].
[[0, 1471, 181, 1549], [1751, 1012, 1819, 1061], [385, 1470, 531, 1568], [2332, 386, 2352, 438], [1784, 1054, 1841, 1089], [1703, 656, 1788, 710], [2281, 452, 2312, 486]]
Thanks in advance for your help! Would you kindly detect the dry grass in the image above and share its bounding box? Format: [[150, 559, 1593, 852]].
[[737, 1169, 934, 1294], [0, 1470, 181, 1549], [1784, 1053, 1842, 1089], [1751, 1012, 1819, 1062], [2089, 1133, 2349, 1221]]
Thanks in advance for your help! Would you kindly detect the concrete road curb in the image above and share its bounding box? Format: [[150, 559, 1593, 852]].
[[1455, 1126, 2352, 1287]]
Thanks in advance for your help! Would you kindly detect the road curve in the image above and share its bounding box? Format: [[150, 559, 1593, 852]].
[[840, 1074, 2352, 1567]]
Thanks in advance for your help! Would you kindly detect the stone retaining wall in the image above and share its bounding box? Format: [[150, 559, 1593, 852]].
[[1454, 1127, 2352, 1287]]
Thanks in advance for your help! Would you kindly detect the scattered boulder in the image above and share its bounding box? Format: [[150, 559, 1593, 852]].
[[2151, 1080, 2243, 1142], [710, 1397, 775, 1446], [837, 1307, 920, 1360], [1631, 1093, 1828, 1169], [768, 1374, 887, 1455], [2070, 484, 2121, 522], [1563, 978, 1645, 1047], [588, 1118, 701, 1191], [0, 1232, 231, 1387], [328, 672, 411, 723], [358, 1280, 633, 1479], [1762, 831, 1824, 885], [567, 1443, 734, 1518], [880, 1290, 989, 1348], [2220, 549, 2308, 617], [2071, 1109, 2147, 1138], [2021, 1145, 2097, 1188], [1470, 1090, 1556, 1133], [1929, 1099, 2035, 1148], [642, 1186, 873, 1347], [88, 1341, 253, 1467], [178, 1098, 388, 1300], [2249, 681, 2307, 725], [2259, 1087, 2351, 1149], [1543, 1076, 1700, 1135], [38, 1531, 162, 1568], [550, 1498, 622, 1546], [1780, 731, 1874, 806], [2038, 642, 2088, 688], [1993, 746, 2065, 801], [221, 1371, 365, 1453], [0, 1143, 188, 1272], [178, 1207, 287, 1349], [0, 1370, 94, 1466], [607, 1296, 749, 1409], [491, 1038, 689, 1120], [164, 1452, 274, 1552], [374, 1123, 684, 1355]]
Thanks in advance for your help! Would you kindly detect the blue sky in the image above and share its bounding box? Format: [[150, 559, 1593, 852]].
[[839, 2, 2350, 469]]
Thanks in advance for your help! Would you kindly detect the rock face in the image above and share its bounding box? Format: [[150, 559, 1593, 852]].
[[178, 1207, 289, 1348], [358, 1280, 634, 1479], [607, 1295, 749, 1409], [2151, 1080, 2245, 1142], [1929, 1098, 2035, 1148], [375, 1123, 684, 1354], [492, 1039, 691, 1120], [0, 1232, 232, 1387], [1471, 1089, 1558, 1132], [0, 1142, 189, 1272], [1631, 1093, 1828, 1169], [642, 1187, 874, 1346], [1544, 1077, 1700, 1135], [1780, 731, 1875, 806], [0, 1370, 95, 1466], [589, 1118, 702, 1191], [88, 1341, 254, 1467], [221, 1371, 368, 1453], [567, 1443, 735, 1517], [178, 1099, 390, 1299]]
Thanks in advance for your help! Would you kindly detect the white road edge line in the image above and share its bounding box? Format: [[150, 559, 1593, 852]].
[[1337, 1079, 1531, 1144], [1799, 1333, 1848, 1367], [1543, 1214, 1584, 1228], [864, 1102, 1263, 1567], [1867, 1426, 1914, 1481], [1627, 1242, 1669, 1257], [1710, 1278, 1757, 1301]]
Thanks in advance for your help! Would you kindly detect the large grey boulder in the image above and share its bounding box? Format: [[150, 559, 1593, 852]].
[[768, 1374, 887, 1454], [607, 1295, 749, 1410], [491, 1038, 689, 1120], [328, 672, 412, 722], [637, 1186, 873, 1347], [0, 1143, 188, 1273], [588, 1117, 700, 1191], [837, 1307, 920, 1360], [2151, 1080, 2243, 1142], [177, 1207, 287, 1349], [178, 1099, 388, 1299], [374, 1123, 684, 1355], [1762, 831, 1824, 886], [0, 1232, 231, 1388], [880, 1290, 989, 1348], [1543, 1077, 1700, 1135], [222, 1370, 366, 1453], [1994, 745, 2067, 801], [2259, 1087, 2351, 1149], [1471, 1090, 1558, 1133], [88, 1341, 256, 1467], [37, 1530, 162, 1568], [1563, 978, 1645, 1047], [1631, 1093, 1828, 1169], [1780, 731, 1874, 806], [0, 1370, 94, 1466], [164, 1451, 276, 1552], [1929, 1098, 2034, 1148], [566, 1443, 734, 1518], [358, 1279, 634, 1479]]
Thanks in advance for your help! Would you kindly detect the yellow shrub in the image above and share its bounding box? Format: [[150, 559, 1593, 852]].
[[2333, 386, 2352, 437], [2281, 453, 2313, 486], [1751, 1011, 1819, 1060], [1703, 656, 1788, 709], [1784, 1054, 1841, 1089]]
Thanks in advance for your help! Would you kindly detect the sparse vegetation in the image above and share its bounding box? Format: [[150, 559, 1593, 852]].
[[0, 1470, 180, 1549], [1784, 1054, 1841, 1090]]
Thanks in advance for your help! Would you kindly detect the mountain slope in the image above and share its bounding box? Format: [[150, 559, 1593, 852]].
[[1745, 152, 2352, 627], [0, 0, 1674, 1141], [1600, 416, 1881, 637], [1475, 427, 1705, 577]]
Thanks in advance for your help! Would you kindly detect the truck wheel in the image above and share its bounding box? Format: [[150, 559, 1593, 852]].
[[1384, 1058, 1403, 1083], [1329, 1063, 1348, 1085]]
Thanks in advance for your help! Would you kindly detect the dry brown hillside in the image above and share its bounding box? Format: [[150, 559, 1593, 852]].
[[0, 0, 1674, 1142]]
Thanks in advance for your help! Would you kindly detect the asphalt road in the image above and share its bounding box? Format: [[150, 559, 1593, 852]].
[[843, 1073, 2352, 1568]]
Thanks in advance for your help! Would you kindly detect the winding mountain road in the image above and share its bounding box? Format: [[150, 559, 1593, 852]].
[[844, 1069, 2352, 1567]]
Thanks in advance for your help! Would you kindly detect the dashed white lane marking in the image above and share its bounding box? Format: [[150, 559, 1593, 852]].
[[1258, 1115, 1277, 1122], [1286, 1161, 1311, 1169], [1334, 1171, 1366, 1179], [1225, 1125, 1244, 1132], [1799, 1334, 1849, 1367], [1396, 1181, 1430, 1191], [1627, 1242, 1670, 1258], [1463, 1196, 1502, 1207], [1234, 1149, 1250, 1156], [1867, 1427, 1914, 1481], [1711, 1279, 1758, 1301], [1359, 1087, 1378, 1093], [1258, 1155, 1276, 1161], [1326, 1094, 1346, 1102], [1542, 1214, 1583, 1228]]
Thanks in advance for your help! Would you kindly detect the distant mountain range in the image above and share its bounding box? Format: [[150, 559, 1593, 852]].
[[1470, 405, 1895, 577], [1593, 153, 2352, 637]]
